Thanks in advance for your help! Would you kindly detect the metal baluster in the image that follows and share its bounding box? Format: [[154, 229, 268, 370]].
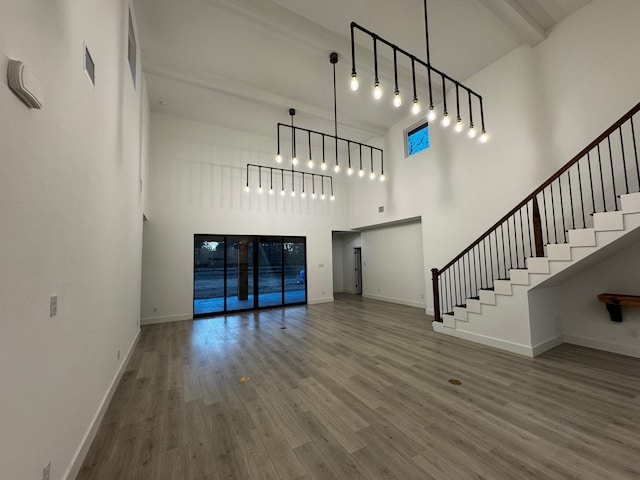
[[519, 208, 525, 267], [577, 160, 586, 228], [597, 144, 606, 212], [620, 127, 630, 194], [607, 136, 617, 209], [488, 232, 495, 287], [473, 245, 478, 295], [550, 181, 558, 243], [506, 217, 513, 272], [568, 167, 575, 230], [631, 117, 640, 189], [541, 189, 549, 245], [526, 201, 534, 257], [559, 176, 567, 243], [587, 151, 595, 216], [483, 238, 488, 289]]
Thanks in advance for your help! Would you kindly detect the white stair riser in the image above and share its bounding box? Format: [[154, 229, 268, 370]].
[[494, 280, 512, 295], [526, 257, 549, 274], [567, 228, 596, 246], [546, 244, 571, 261], [593, 211, 624, 231], [621, 192, 640, 213], [443, 314, 456, 328], [509, 269, 529, 285], [479, 290, 496, 305], [454, 306, 468, 321], [466, 299, 482, 314]]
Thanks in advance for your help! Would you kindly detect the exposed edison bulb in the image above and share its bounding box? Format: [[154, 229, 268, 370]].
[[244, 185, 250, 193], [311, 192, 316, 199], [269, 187, 274, 195], [275, 153, 282, 164], [454, 118, 464, 133], [321, 193, 326, 200], [291, 156, 298, 166], [358, 168, 365, 177], [411, 99, 421, 115], [334, 164, 340, 173], [330, 195, 335, 201], [441, 112, 451, 127], [307, 159, 314, 169], [373, 82, 382, 100], [258, 186, 263, 194], [369, 171, 376, 180], [301, 191, 306, 198], [280, 189, 285, 196], [291, 190, 296, 197], [379, 173, 386, 182], [347, 167, 354, 176], [427, 106, 437, 122], [468, 124, 477, 138], [321, 162, 327, 171], [393, 90, 402, 108], [480, 131, 489, 143], [350, 72, 359, 91]]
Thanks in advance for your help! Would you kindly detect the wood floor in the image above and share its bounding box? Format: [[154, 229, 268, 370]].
[[78, 294, 640, 479]]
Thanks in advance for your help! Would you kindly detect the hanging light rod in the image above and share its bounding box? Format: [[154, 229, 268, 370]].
[[275, 53, 386, 180], [349, 0, 488, 143], [244, 163, 335, 201]]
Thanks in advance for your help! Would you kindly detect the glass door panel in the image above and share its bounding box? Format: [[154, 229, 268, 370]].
[[284, 238, 306, 304], [258, 238, 283, 308], [193, 235, 225, 315], [226, 237, 254, 311]]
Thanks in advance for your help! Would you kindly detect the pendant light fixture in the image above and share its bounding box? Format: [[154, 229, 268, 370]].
[[274, 53, 385, 182], [349, 0, 489, 143]]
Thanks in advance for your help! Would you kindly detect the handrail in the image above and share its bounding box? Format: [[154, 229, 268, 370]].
[[438, 102, 640, 274]]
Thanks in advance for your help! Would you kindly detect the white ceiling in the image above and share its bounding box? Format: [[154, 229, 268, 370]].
[[134, 0, 593, 141]]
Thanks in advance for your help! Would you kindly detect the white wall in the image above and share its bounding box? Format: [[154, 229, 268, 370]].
[[0, 1, 149, 479], [557, 242, 640, 357], [141, 113, 350, 323], [332, 234, 344, 292], [349, 0, 640, 316], [361, 221, 426, 309]]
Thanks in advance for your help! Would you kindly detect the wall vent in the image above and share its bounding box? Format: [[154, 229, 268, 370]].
[[378, 206, 384, 213]]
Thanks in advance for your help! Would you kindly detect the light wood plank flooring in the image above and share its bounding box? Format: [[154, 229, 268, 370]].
[[78, 294, 640, 479]]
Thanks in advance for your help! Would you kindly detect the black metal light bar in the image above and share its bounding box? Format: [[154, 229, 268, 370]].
[[276, 123, 384, 180], [349, 18, 488, 142], [245, 163, 335, 201]]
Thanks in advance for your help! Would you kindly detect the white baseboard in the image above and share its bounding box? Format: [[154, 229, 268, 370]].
[[432, 321, 535, 357], [64, 329, 141, 479], [363, 293, 426, 309], [141, 313, 192, 325], [532, 336, 564, 356], [308, 296, 334, 305], [563, 334, 640, 358]]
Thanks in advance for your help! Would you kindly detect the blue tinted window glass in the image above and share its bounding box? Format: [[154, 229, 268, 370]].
[[407, 124, 430, 156]]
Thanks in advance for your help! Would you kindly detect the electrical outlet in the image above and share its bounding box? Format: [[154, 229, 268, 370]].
[[43, 461, 51, 480], [152, 307, 157, 313], [629, 328, 638, 338], [49, 295, 57, 317]]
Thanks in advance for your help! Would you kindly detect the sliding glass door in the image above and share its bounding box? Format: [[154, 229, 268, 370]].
[[193, 235, 306, 316]]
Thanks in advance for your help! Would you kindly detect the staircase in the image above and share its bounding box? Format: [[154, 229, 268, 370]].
[[431, 102, 640, 357]]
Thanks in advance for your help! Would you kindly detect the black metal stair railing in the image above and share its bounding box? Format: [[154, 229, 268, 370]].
[[432, 102, 640, 321]]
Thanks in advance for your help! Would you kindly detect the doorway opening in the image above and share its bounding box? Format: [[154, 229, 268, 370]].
[[354, 247, 362, 295]]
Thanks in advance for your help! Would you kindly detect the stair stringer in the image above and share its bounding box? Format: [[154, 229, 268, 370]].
[[433, 193, 640, 357]]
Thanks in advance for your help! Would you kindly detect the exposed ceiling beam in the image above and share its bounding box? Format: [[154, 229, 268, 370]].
[[476, 0, 546, 46]]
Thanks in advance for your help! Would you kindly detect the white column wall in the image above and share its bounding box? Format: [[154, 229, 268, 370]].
[[0, 1, 149, 479], [141, 113, 350, 323]]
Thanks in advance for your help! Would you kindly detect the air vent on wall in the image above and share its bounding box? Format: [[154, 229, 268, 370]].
[[7, 59, 43, 109]]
